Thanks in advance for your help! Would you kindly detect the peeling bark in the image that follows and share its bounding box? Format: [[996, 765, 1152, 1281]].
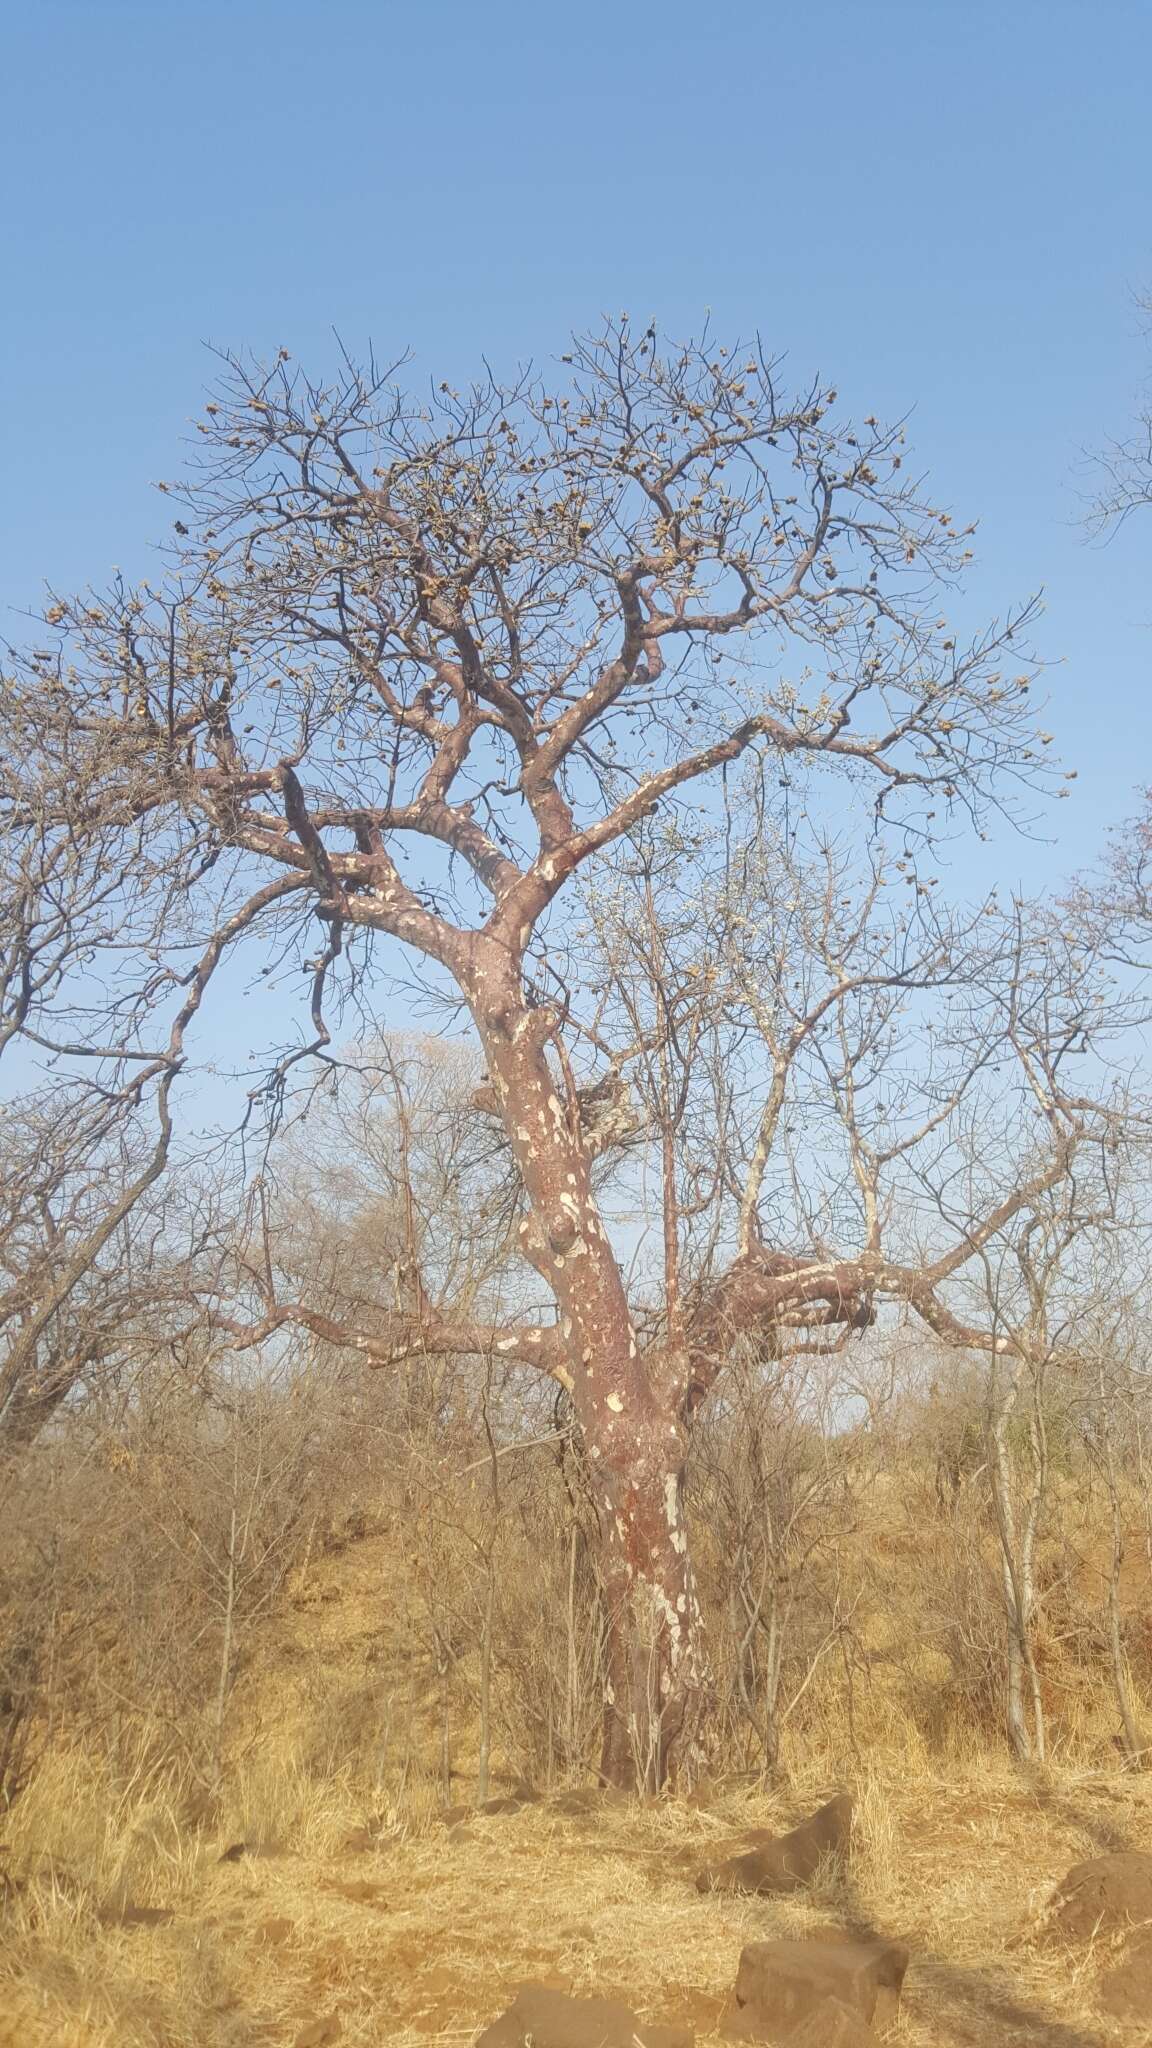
[[467, 963, 710, 1784]]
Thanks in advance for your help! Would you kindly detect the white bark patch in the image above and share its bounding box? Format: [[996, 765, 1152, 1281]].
[[664, 1472, 687, 1554], [606, 1393, 623, 1413]]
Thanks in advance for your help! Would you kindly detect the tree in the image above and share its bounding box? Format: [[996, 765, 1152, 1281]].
[[0, 673, 265, 1463], [8, 320, 1114, 1786]]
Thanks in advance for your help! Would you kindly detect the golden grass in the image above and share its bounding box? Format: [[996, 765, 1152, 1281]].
[[6, 1506, 1152, 2045], [4, 1746, 1152, 2046]]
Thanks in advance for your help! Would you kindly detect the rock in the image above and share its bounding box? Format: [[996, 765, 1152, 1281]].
[[1098, 1932, 1152, 2019], [697, 1795, 854, 1896], [788, 1999, 875, 2047], [475, 1983, 694, 2047], [1048, 1851, 1152, 1940], [722, 1936, 907, 2041]]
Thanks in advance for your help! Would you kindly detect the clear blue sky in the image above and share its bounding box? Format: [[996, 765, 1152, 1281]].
[[3, 0, 1149, 902]]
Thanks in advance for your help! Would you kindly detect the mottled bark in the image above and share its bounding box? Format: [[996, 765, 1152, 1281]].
[[594, 1426, 709, 1789], [468, 962, 708, 1784]]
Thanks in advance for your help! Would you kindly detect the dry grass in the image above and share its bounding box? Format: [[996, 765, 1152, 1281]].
[[4, 1745, 1152, 2047], [6, 1507, 1152, 2047]]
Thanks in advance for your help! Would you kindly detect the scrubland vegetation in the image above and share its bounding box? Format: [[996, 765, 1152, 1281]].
[[4, 320, 1152, 2043]]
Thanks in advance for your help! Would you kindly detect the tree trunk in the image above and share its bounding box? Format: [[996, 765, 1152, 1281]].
[[471, 966, 712, 1789], [987, 1373, 1046, 1764], [592, 1429, 709, 1790]]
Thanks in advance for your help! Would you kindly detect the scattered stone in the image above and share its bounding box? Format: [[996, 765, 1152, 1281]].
[[256, 1915, 296, 1945], [475, 1983, 694, 2047], [722, 1936, 907, 2041], [294, 2018, 341, 2048], [97, 1901, 175, 1930], [1098, 1932, 1152, 2019], [787, 1998, 874, 2047], [1048, 1851, 1152, 1940], [697, 1794, 854, 1896]]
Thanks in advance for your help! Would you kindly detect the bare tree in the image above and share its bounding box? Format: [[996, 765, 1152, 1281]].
[[11, 319, 1122, 1785], [0, 661, 283, 1461]]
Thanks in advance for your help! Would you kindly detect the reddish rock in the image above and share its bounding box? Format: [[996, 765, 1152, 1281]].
[[1098, 1932, 1152, 2019], [788, 1999, 875, 2047], [475, 1983, 693, 2047], [697, 1795, 853, 1896], [722, 1936, 907, 2041], [1048, 1851, 1152, 1939]]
